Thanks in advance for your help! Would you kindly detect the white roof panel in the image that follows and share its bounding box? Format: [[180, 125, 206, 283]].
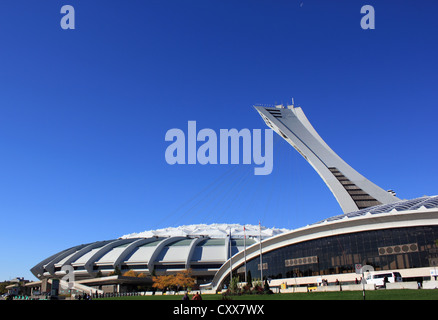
[[192, 246, 225, 262], [124, 246, 156, 264]]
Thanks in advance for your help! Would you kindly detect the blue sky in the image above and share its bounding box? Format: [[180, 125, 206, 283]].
[[0, 0, 437, 281]]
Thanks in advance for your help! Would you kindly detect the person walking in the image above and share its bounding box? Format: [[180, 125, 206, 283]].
[[192, 292, 202, 300]]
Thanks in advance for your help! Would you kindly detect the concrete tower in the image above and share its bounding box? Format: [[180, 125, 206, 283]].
[[255, 104, 399, 213]]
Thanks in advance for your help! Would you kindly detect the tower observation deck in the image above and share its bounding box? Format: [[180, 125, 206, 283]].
[[254, 104, 400, 213]]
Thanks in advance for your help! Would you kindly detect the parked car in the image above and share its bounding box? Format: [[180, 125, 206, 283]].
[[366, 271, 402, 287]]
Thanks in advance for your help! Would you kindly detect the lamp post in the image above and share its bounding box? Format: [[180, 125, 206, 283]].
[[259, 221, 263, 282]]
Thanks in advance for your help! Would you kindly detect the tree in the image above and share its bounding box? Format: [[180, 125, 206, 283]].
[[123, 270, 138, 277], [230, 276, 239, 294], [247, 270, 252, 287], [174, 269, 195, 290], [264, 279, 270, 292], [152, 274, 175, 291], [152, 269, 195, 291], [109, 266, 122, 276]]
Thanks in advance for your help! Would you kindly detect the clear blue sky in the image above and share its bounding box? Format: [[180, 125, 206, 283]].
[[0, 0, 437, 281]]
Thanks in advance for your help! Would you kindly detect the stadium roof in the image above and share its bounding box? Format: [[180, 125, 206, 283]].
[[313, 195, 438, 225], [120, 223, 291, 239]]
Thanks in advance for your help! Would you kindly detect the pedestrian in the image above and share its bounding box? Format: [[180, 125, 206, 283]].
[[182, 292, 189, 301], [192, 292, 202, 300], [383, 276, 388, 288]]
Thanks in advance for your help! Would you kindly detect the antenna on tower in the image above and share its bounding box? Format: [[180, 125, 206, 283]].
[[288, 97, 295, 109]]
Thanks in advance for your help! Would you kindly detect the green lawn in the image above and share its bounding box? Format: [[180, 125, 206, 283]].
[[97, 289, 438, 300]]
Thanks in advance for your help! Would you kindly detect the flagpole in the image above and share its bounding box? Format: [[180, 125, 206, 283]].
[[244, 225, 247, 283], [259, 221, 263, 283], [229, 227, 232, 286]]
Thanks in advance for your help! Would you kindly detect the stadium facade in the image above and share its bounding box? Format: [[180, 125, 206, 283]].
[[209, 105, 438, 290], [211, 196, 438, 289], [30, 104, 438, 293]]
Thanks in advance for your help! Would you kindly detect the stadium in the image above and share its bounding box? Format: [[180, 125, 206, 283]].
[[29, 224, 287, 294], [30, 105, 438, 294]]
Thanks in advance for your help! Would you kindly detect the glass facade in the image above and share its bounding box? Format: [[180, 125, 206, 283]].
[[236, 226, 438, 281]]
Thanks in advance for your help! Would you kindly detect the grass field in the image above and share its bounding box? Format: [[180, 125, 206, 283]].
[[96, 289, 438, 300]]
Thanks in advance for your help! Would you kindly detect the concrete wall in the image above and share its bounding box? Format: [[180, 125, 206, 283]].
[[386, 282, 419, 290], [422, 280, 438, 289]]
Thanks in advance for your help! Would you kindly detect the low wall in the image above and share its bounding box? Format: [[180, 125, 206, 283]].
[[316, 284, 375, 292], [422, 281, 438, 289], [340, 284, 375, 291], [317, 285, 341, 292], [279, 287, 309, 293], [386, 282, 419, 290]]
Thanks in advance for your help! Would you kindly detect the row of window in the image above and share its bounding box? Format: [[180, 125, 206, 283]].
[[54, 263, 222, 272], [235, 226, 438, 280]]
